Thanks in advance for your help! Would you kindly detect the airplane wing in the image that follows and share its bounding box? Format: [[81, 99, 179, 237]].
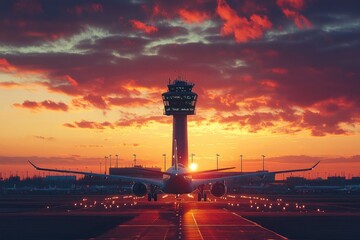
[[134, 167, 236, 176], [182, 167, 236, 176], [28, 161, 163, 187], [192, 161, 320, 187]]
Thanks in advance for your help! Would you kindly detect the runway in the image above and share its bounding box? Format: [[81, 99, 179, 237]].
[[95, 200, 286, 240], [1, 193, 359, 239]]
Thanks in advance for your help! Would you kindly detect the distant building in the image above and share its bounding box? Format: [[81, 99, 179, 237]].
[[44, 176, 76, 188], [327, 176, 346, 185]]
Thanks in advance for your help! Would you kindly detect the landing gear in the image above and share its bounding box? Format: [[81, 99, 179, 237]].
[[197, 185, 207, 201], [147, 185, 158, 202], [147, 193, 158, 201], [197, 193, 207, 201]]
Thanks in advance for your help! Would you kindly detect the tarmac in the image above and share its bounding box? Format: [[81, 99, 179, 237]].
[[0, 193, 359, 239]]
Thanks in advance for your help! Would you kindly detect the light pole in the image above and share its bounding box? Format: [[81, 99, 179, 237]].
[[216, 154, 220, 170], [115, 154, 118, 168], [191, 153, 195, 163], [262, 155, 265, 171], [104, 156, 108, 174], [240, 154, 243, 173], [109, 155, 112, 169], [163, 154, 166, 171], [133, 154, 137, 167], [100, 162, 102, 174]]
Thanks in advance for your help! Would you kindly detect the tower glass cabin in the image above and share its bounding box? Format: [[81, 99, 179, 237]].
[[162, 79, 198, 167]]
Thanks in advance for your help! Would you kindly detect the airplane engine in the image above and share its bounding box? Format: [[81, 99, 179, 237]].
[[210, 182, 227, 197], [131, 182, 147, 197]]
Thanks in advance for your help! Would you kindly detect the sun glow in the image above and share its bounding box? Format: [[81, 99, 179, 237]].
[[189, 162, 198, 171]]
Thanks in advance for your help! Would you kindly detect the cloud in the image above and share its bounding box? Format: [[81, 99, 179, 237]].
[[63, 115, 171, 130], [83, 95, 108, 110], [276, 0, 312, 29], [34, 135, 54, 141], [178, 9, 209, 23], [216, 0, 272, 42], [13, 100, 68, 111], [0, 81, 20, 88], [130, 19, 158, 34], [0, 58, 17, 72], [63, 120, 114, 130]]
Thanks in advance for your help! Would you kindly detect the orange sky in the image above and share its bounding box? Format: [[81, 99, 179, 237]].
[[0, 0, 359, 179]]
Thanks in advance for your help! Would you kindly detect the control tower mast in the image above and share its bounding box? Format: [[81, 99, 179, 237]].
[[162, 79, 198, 167]]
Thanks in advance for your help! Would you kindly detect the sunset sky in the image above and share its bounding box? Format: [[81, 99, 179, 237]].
[[0, 0, 359, 179]]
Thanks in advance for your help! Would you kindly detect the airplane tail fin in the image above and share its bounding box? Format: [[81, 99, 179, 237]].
[[173, 139, 179, 171]]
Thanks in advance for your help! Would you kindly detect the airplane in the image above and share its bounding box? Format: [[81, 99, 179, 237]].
[[29, 143, 320, 201]]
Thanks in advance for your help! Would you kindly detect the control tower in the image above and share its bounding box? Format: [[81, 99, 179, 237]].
[[162, 79, 198, 167]]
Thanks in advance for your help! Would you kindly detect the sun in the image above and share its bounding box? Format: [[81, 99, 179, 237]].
[[189, 162, 198, 171]]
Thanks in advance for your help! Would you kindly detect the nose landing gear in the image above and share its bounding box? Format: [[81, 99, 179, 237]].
[[197, 185, 207, 201]]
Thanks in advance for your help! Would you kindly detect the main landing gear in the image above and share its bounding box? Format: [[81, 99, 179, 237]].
[[147, 193, 158, 202], [147, 185, 158, 202]]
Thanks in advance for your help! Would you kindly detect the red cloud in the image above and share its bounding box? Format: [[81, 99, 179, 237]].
[[178, 9, 209, 23], [14, 100, 68, 111], [63, 115, 171, 130], [63, 120, 114, 130], [0, 82, 20, 88], [130, 20, 158, 34], [276, 0, 311, 29], [65, 75, 79, 87], [217, 0, 272, 42], [0, 58, 17, 72], [261, 79, 278, 88], [83, 95, 108, 109], [277, 0, 305, 9]]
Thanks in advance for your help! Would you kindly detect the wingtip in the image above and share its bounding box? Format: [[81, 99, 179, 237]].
[[312, 161, 320, 169], [28, 160, 37, 169]]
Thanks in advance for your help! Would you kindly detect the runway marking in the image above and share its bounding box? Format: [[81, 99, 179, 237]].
[[118, 224, 256, 227], [163, 227, 170, 240], [231, 212, 288, 240], [191, 212, 204, 240]]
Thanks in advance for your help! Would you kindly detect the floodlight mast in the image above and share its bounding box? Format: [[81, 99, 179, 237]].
[[162, 79, 198, 167]]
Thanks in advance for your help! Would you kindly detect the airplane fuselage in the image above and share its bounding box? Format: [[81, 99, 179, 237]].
[[161, 165, 194, 194], [163, 174, 193, 194]]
